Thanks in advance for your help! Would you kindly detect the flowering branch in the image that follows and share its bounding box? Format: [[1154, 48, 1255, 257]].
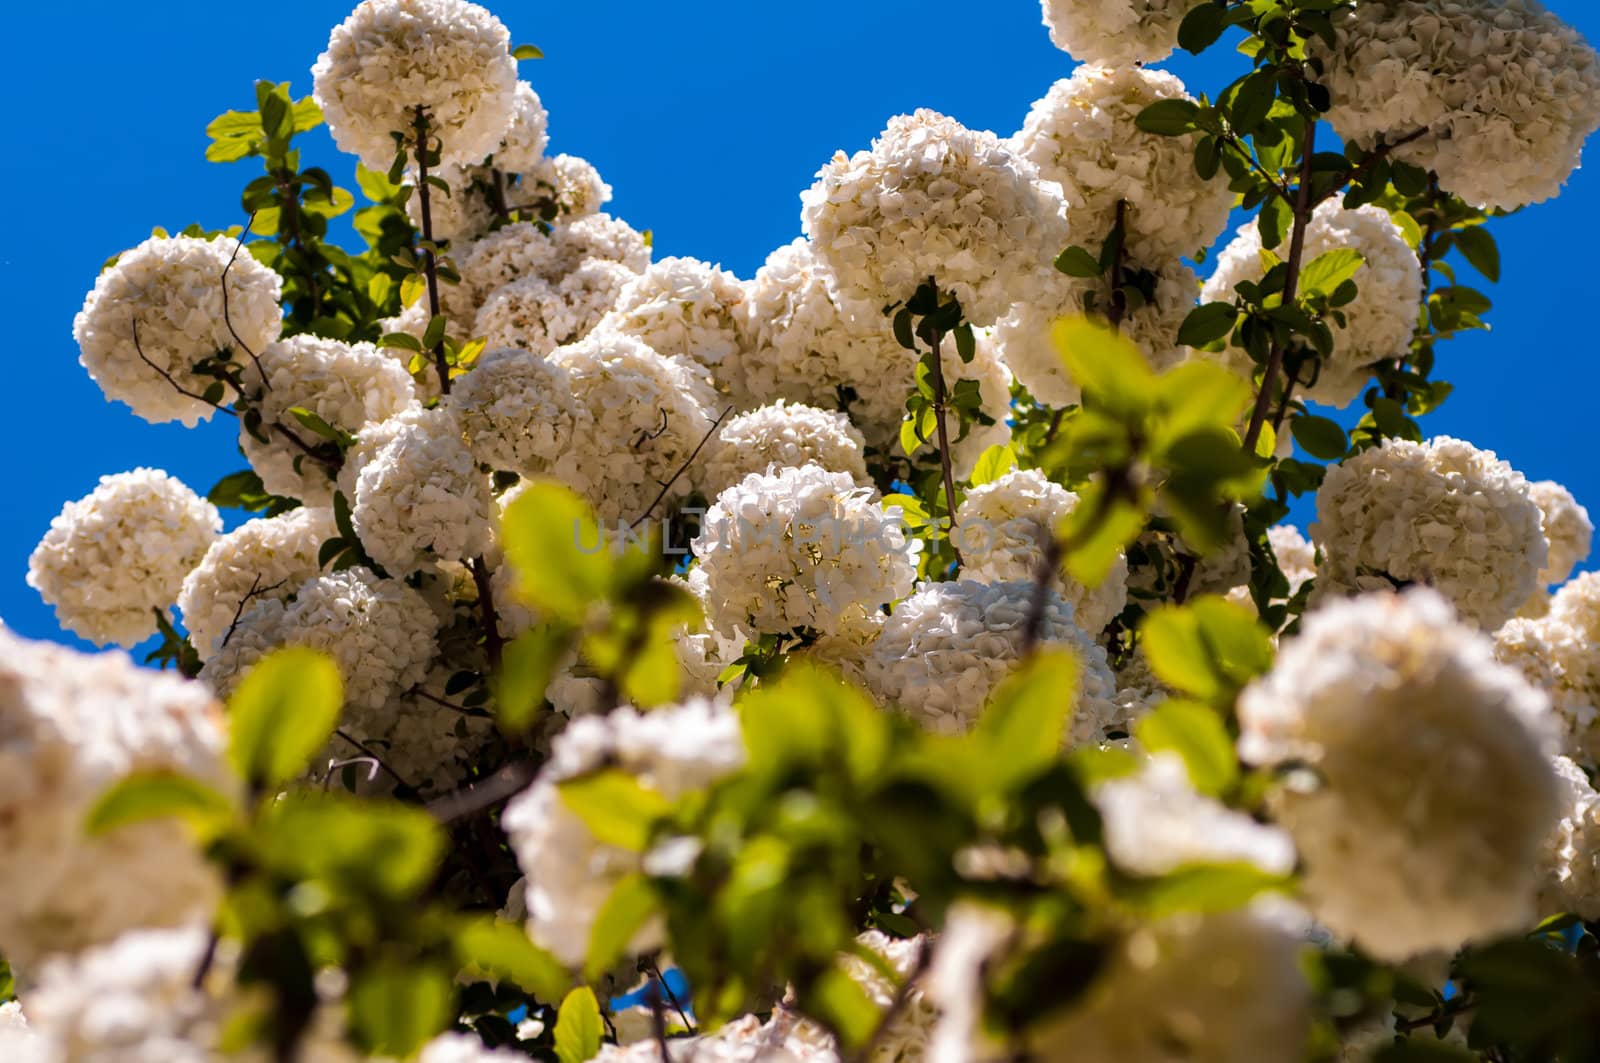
[[632, 406, 733, 530], [921, 278, 963, 567], [411, 105, 452, 396], [221, 213, 270, 386]]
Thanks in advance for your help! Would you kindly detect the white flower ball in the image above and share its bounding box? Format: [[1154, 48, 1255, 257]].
[[445, 346, 580, 478], [1539, 754, 1600, 919], [1269, 524, 1317, 598], [1200, 203, 1422, 408], [419, 1032, 527, 1062], [405, 162, 500, 246], [1238, 588, 1559, 960], [693, 465, 920, 639], [240, 334, 418, 504], [1497, 574, 1600, 765], [311, 0, 519, 170], [996, 259, 1196, 407], [548, 330, 714, 521], [522, 153, 613, 220], [699, 400, 869, 500], [1013, 66, 1232, 260], [73, 234, 283, 425], [801, 109, 1069, 326], [342, 406, 493, 574], [555, 212, 652, 274], [0, 630, 229, 968], [177, 507, 339, 659], [599, 256, 749, 382], [493, 81, 550, 173], [1038, 0, 1189, 66], [1530, 480, 1593, 585], [955, 469, 1129, 635], [29, 469, 220, 647], [865, 579, 1123, 742], [503, 699, 745, 967], [1316, 0, 1600, 210], [203, 567, 438, 733], [1310, 436, 1547, 629], [456, 222, 565, 317], [474, 258, 633, 354]]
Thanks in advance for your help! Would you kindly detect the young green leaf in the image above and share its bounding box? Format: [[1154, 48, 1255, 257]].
[[227, 646, 344, 788], [1290, 414, 1348, 460], [557, 770, 672, 852], [85, 771, 234, 838], [554, 987, 604, 1063], [585, 873, 660, 981]]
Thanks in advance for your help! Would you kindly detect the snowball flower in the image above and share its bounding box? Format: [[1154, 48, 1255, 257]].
[[1038, 0, 1189, 66], [996, 260, 1196, 407], [523, 153, 613, 220], [475, 258, 633, 354], [177, 506, 339, 659], [1238, 588, 1559, 960], [311, 0, 519, 170], [445, 346, 580, 478], [455, 214, 647, 324], [1310, 436, 1547, 629], [1497, 573, 1600, 764], [549, 330, 715, 521], [693, 465, 919, 639], [1316, 0, 1600, 210], [865, 579, 1123, 742], [700, 400, 869, 499], [600, 256, 749, 381], [1538, 754, 1600, 919], [1530, 480, 1593, 585], [1200, 203, 1422, 408], [240, 334, 418, 503], [343, 406, 493, 574], [0, 630, 229, 968], [503, 699, 745, 967], [202, 567, 438, 723], [29, 469, 220, 647], [954, 469, 1129, 635], [802, 109, 1069, 326], [1013, 66, 1232, 260], [492, 80, 550, 173], [73, 233, 282, 425]]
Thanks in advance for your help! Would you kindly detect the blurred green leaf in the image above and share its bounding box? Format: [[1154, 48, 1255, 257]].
[[227, 646, 343, 788], [554, 987, 604, 1063]]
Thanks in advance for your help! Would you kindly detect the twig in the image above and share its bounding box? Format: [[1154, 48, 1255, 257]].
[[406, 684, 482, 717], [1218, 133, 1294, 207], [470, 555, 504, 670], [425, 759, 538, 823], [1104, 200, 1131, 330], [1022, 534, 1066, 655], [411, 105, 452, 396], [132, 320, 237, 417], [645, 960, 694, 1032], [1330, 128, 1430, 205], [648, 979, 672, 1063], [631, 408, 671, 450], [334, 729, 418, 796], [631, 406, 733, 529], [221, 212, 269, 385], [220, 574, 287, 649], [923, 278, 963, 568], [322, 756, 382, 790]]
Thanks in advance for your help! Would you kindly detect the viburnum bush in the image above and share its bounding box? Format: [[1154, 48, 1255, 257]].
[[12, 0, 1600, 1059]]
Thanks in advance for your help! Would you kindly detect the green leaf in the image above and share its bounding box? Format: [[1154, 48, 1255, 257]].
[[557, 770, 672, 852], [1051, 316, 1154, 418], [1060, 489, 1147, 589], [585, 873, 659, 981], [85, 771, 234, 838], [1123, 861, 1290, 917], [494, 625, 574, 734], [1133, 698, 1238, 796], [1178, 1, 1228, 53], [738, 663, 890, 790], [554, 987, 604, 1063], [1176, 302, 1238, 348], [974, 651, 1078, 791], [1290, 414, 1348, 460], [1226, 69, 1277, 135], [259, 794, 445, 898], [969, 444, 1018, 486], [351, 965, 453, 1058], [513, 43, 545, 60], [1258, 196, 1291, 250], [1452, 225, 1500, 283], [1054, 245, 1103, 278], [379, 331, 423, 353], [455, 916, 569, 1001], [499, 481, 613, 620], [227, 646, 344, 788], [1140, 597, 1273, 706], [1135, 98, 1201, 136], [1298, 248, 1365, 297]]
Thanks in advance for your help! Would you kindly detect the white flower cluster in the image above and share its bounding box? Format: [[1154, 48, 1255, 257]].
[[954, 469, 1129, 635], [1239, 589, 1559, 960], [177, 506, 338, 659], [445, 346, 579, 478], [28, 469, 220, 647], [502, 699, 745, 966], [1530, 479, 1594, 586], [0, 630, 228, 968], [548, 330, 714, 521], [419, 1031, 528, 1063], [202, 567, 438, 725], [1539, 754, 1600, 919], [693, 465, 919, 639], [343, 406, 493, 574], [927, 900, 1310, 1063], [1497, 573, 1600, 764], [1317, 0, 1600, 210], [1201, 203, 1423, 408], [241, 334, 417, 503], [996, 259, 1196, 407], [474, 258, 634, 354], [864, 580, 1124, 743], [1038, 0, 1190, 66], [453, 213, 649, 327], [1310, 436, 1547, 629], [524, 153, 613, 220], [73, 234, 283, 425], [312, 0, 518, 170], [802, 109, 1068, 326], [599, 256, 749, 381], [700, 401, 869, 500], [493, 80, 550, 173], [407, 163, 500, 246], [1013, 66, 1232, 261]]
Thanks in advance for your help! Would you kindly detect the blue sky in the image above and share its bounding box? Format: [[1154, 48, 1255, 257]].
[[4, 0, 1598, 651]]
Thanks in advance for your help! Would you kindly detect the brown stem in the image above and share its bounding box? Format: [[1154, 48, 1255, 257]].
[[1332, 127, 1431, 205], [425, 759, 538, 823], [631, 405, 734, 529], [220, 574, 287, 649], [132, 321, 237, 417], [1105, 200, 1131, 330], [1218, 133, 1294, 207], [412, 106, 451, 396], [221, 212, 269, 385], [470, 555, 504, 670], [923, 278, 963, 567], [1244, 117, 1317, 452], [334, 728, 418, 795]]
